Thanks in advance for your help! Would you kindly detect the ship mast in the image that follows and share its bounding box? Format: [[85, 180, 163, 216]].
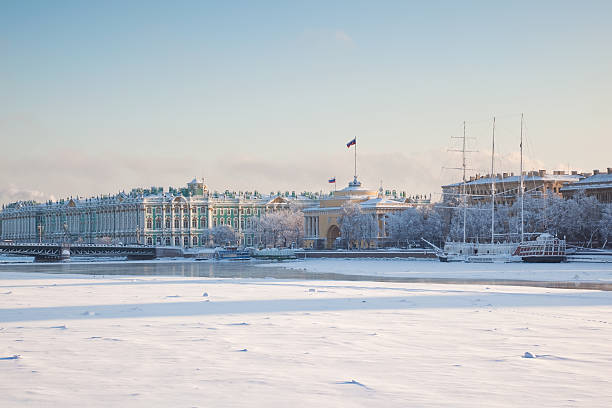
[[520, 113, 524, 242], [462, 121, 467, 244], [491, 117, 496, 244]]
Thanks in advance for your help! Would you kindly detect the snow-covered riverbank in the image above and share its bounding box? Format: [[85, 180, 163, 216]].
[[1, 271, 611, 407]]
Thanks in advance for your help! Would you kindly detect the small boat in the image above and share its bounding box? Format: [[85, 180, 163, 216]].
[[513, 233, 567, 263], [214, 246, 250, 261], [439, 241, 520, 263]]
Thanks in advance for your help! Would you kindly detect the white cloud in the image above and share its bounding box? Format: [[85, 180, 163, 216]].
[[334, 30, 353, 46], [0, 184, 53, 205], [299, 28, 354, 48]]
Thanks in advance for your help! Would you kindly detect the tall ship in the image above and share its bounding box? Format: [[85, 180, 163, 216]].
[[435, 114, 567, 263], [436, 117, 520, 263]]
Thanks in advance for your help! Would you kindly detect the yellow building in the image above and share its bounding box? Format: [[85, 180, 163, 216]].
[[303, 177, 430, 249]]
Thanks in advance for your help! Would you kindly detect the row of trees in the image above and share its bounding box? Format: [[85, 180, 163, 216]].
[[343, 191, 612, 249], [446, 192, 612, 247]]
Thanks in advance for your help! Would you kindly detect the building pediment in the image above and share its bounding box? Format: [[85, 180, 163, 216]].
[[266, 196, 288, 205]]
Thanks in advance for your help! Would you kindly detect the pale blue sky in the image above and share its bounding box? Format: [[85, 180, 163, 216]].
[[1, 1, 611, 203]]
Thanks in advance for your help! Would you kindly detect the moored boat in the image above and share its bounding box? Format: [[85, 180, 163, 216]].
[[513, 233, 566, 263], [214, 246, 250, 261]]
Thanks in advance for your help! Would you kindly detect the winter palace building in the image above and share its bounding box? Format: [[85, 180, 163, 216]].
[[0, 179, 315, 247]]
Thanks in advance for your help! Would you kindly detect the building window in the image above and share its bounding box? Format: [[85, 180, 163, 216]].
[[155, 218, 161, 229], [165, 218, 171, 229], [174, 218, 180, 228], [146, 236, 153, 245], [165, 237, 171, 246], [220, 218, 225, 225], [192, 218, 197, 228], [174, 237, 180, 246], [183, 218, 189, 228], [146, 218, 152, 229], [193, 236, 198, 246], [146, 207, 152, 214], [156, 237, 161, 245], [183, 236, 189, 247]]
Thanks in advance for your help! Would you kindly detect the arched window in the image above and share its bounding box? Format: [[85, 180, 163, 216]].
[[174, 237, 180, 246], [146, 218, 152, 229], [183, 218, 189, 228], [174, 218, 180, 228], [183, 236, 189, 247], [156, 237, 161, 245], [192, 236, 198, 246], [233, 218, 238, 228], [165, 237, 171, 246], [165, 218, 171, 229], [192, 218, 197, 228], [146, 236, 153, 245], [155, 217, 161, 229], [200, 216, 206, 228], [220, 218, 225, 225]]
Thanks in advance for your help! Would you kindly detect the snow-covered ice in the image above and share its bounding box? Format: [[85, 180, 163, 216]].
[[1, 269, 612, 407], [274, 258, 612, 282]]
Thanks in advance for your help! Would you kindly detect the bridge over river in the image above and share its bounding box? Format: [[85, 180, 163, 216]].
[[0, 242, 169, 261]]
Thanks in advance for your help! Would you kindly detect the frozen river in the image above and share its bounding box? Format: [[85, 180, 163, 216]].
[[1, 268, 612, 407], [1, 257, 611, 289]]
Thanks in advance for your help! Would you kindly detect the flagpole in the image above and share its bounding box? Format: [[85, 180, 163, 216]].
[[354, 137, 357, 180]]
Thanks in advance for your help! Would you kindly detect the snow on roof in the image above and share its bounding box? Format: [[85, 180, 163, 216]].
[[442, 174, 581, 188], [360, 197, 405, 207], [571, 172, 612, 185], [559, 172, 612, 192]]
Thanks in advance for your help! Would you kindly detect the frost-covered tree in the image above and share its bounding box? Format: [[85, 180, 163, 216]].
[[422, 207, 444, 245], [599, 204, 612, 248], [387, 208, 424, 246], [448, 203, 492, 242], [249, 207, 304, 248], [357, 213, 379, 248], [339, 202, 363, 249], [210, 225, 239, 246]]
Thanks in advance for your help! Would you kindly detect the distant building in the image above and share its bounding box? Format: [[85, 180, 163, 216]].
[[560, 168, 612, 203], [0, 178, 317, 247], [303, 177, 430, 249], [441, 170, 583, 205]]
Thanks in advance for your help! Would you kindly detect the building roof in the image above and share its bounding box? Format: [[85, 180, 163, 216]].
[[560, 172, 612, 191], [442, 174, 581, 189]]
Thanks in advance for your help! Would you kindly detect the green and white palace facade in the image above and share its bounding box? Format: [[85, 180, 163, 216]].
[[0, 179, 316, 247]]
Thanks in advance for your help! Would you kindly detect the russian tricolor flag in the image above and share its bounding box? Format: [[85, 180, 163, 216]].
[[328, 177, 336, 183], [346, 138, 356, 148]]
